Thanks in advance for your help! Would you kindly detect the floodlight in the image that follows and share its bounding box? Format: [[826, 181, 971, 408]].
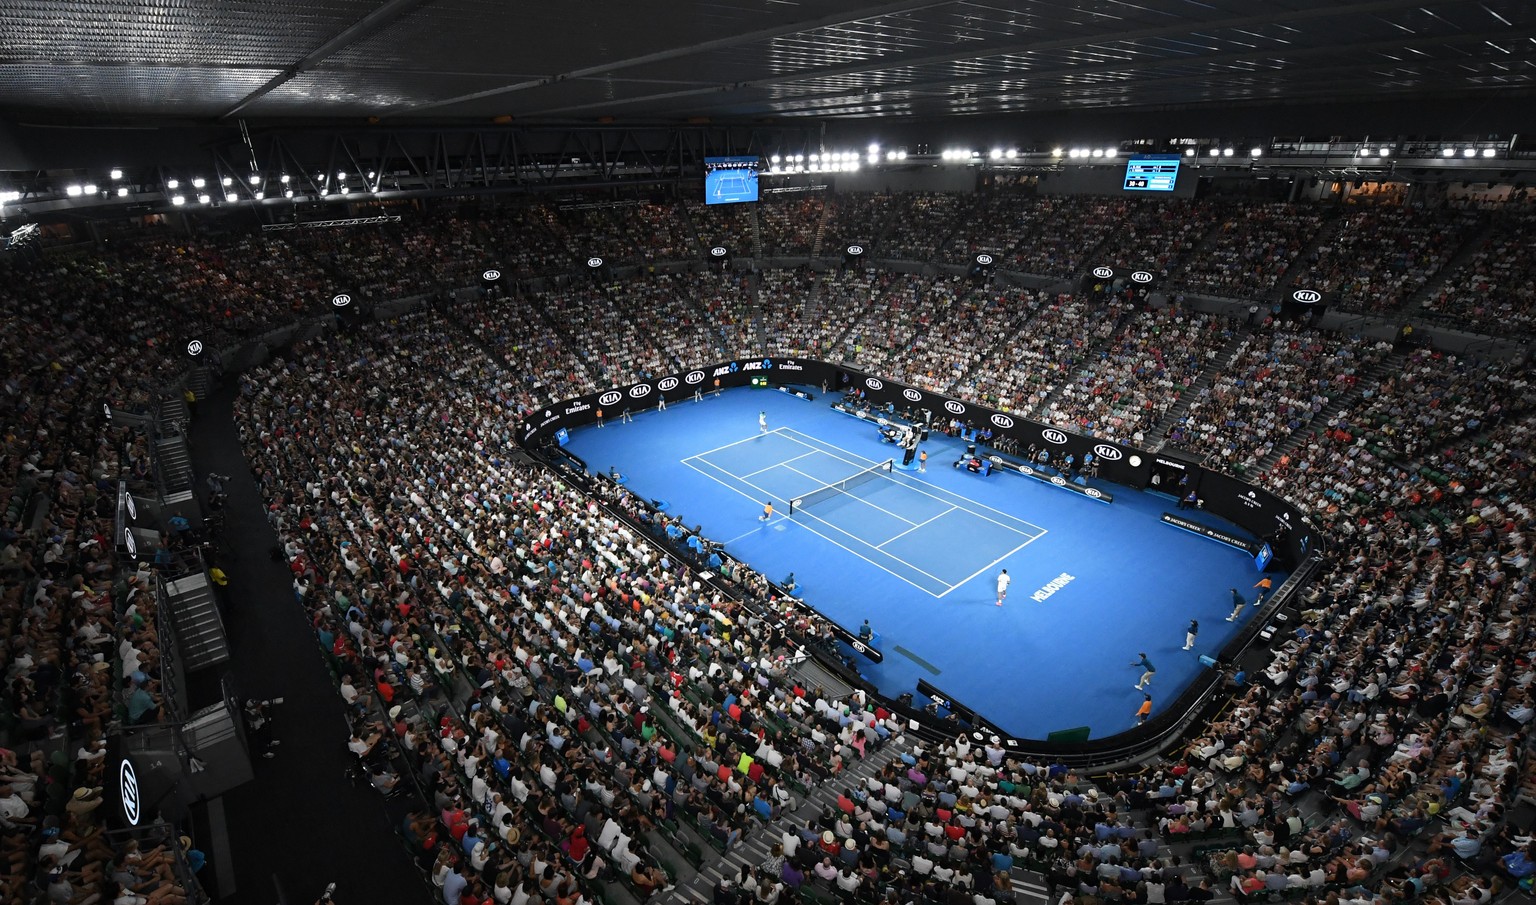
[[284, 189, 295, 198], [192, 177, 206, 189], [1223, 148, 1234, 157], [867, 143, 879, 153], [66, 185, 83, 197], [1482, 148, 1496, 158], [171, 195, 186, 205], [770, 154, 781, 163], [367, 171, 376, 179], [337, 170, 347, 180], [990, 148, 1003, 159], [1090, 149, 1103, 158], [1379, 147, 1391, 157], [340, 185, 350, 194], [1463, 148, 1477, 157], [1251, 148, 1263, 157], [280, 174, 291, 184], [1052, 148, 1063, 156], [1104, 148, 1118, 158], [110, 168, 123, 180], [1210, 148, 1221, 157], [220, 176, 232, 187], [116, 187, 129, 197], [1441, 148, 1455, 157], [198, 194, 210, 204], [254, 191, 264, 200], [1185, 148, 1196, 157], [249, 174, 262, 185], [166, 179, 180, 189], [83, 183, 97, 195], [1004, 149, 1017, 159]]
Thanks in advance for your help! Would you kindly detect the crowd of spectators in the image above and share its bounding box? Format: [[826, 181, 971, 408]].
[[1417, 212, 1536, 333], [1040, 309, 1236, 444], [232, 309, 900, 905], [1285, 207, 1478, 314], [822, 193, 898, 253], [942, 192, 1049, 262], [4, 191, 1536, 905], [1177, 204, 1330, 299], [757, 196, 825, 258], [556, 203, 698, 267], [683, 200, 758, 258], [1167, 327, 1391, 473], [1094, 199, 1226, 280], [1004, 197, 1122, 277], [883, 194, 970, 262]]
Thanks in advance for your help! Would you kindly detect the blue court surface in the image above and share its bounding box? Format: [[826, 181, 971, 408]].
[[565, 388, 1281, 740]]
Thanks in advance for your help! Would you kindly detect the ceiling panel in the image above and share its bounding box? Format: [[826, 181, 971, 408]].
[[0, 0, 1531, 123]]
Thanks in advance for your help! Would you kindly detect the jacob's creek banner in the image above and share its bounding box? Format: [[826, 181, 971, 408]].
[[520, 358, 1318, 567]]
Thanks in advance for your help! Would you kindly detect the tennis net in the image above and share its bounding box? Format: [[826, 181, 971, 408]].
[[789, 459, 894, 515]]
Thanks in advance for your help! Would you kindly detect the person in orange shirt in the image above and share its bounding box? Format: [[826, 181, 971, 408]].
[[1136, 695, 1152, 725], [1253, 575, 1274, 606]]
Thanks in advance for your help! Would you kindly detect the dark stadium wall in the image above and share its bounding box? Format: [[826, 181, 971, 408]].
[[832, 165, 978, 194]]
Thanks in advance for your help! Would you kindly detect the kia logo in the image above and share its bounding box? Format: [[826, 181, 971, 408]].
[[120, 760, 141, 826], [710, 246, 727, 257], [586, 257, 604, 268], [944, 401, 966, 415], [1093, 443, 1123, 461], [851, 640, 867, 653], [1042, 429, 1068, 444], [331, 293, 352, 307], [1131, 271, 1153, 283], [902, 389, 922, 402], [990, 413, 1014, 429], [976, 254, 994, 265], [186, 340, 204, 356], [684, 371, 705, 385], [989, 456, 1003, 465], [1086, 488, 1103, 498], [481, 269, 501, 282], [865, 378, 883, 390], [1292, 289, 1322, 303], [847, 245, 864, 255], [598, 391, 622, 407], [1092, 266, 1113, 279], [1051, 475, 1067, 486], [628, 384, 652, 398], [657, 377, 679, 392], [1018, 465, 1034, 476]]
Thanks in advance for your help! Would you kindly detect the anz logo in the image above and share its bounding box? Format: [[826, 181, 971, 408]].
[[598, 391, 622, 407], [1093, 444, 1124, 461], [991, 413, 1014, 429], [865, 377, 884, 390], [657, 377, 680, 392], [1092, 266, 1114, 279], [1042, 429, 1068, 445], [944, 401, 966, 415], [1292, 289, 1322, 304], [902, 389, 922, 402], [628, 384, 652, 399], [685, 371, 705, 385]]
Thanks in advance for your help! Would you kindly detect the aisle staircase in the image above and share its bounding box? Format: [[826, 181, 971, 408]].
[[1167, 212, 1235, 289], [1400, 216, 1492, 313], [1148, 329, 1252, 449], [164, 572, 231, 672], [1248, 347, 1404, 475], [809, 198, 832, 258], [1269, 211, 1346, 301], [654, 737, 912, 905]]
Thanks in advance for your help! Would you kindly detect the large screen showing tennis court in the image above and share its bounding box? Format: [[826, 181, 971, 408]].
[[704, 156, 760, 205]]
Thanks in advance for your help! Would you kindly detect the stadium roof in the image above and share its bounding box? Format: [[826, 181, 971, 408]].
[[0, 0, 1532, 125]]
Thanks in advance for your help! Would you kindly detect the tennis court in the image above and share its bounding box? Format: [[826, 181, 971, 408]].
[[682, 428, 1046, 596]]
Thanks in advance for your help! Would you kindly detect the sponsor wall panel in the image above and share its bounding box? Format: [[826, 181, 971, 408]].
[[1194, 469, 1314, 567]]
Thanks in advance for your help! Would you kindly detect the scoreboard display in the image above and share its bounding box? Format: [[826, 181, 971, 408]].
[[1123, 155, 1182, 192]]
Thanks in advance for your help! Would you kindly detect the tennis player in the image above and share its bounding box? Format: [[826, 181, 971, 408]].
[[759, 501, 774, 522], [759, 411, 768, 433], [995, 569, 1011, 606]]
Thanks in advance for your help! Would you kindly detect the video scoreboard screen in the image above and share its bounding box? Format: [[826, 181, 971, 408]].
[[1123, 155, 1182, 192], [704, 156, 760, 205]]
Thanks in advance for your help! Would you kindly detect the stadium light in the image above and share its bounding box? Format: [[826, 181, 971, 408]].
[[989, 148, 1003, 159], [367, 171, 376, 179], [1004, 149, 1017, 159], [340, 185, 350, 194], [1223, 148, 1235, 157], [221, 176, 233, 187], [337, 170, 347, 180], [280, 174, 291, 184], [1052, 147, 1063, 157], [171, 195, 186, 205], [1104, 148, 1118, 158], [110, 168, 123, 180], [1463, 148, 1477, 157], [166, 179, 180, 189], [1482, 148, 1497, 157], [191, 177, 206, 189], [284, 189, 295, 198], [1090, 149, 1103, 158], [1185, 148, 1196, 157], [254, 191, 264, 200], [1250, 148, 1263, 157], [198, 193, 211, 204], [770, 154, 781, 163], [867, 143, 879, 154], [1441, 148, 1455, 157], [83, 183, 98, 195], [1210, 148, 1221, 157], [249, 174, 262, 185], [1378, 147, 1391, 157], [66, 184, 83, 197], [810, 153, 819, 162], [116, 186, 129, 197]]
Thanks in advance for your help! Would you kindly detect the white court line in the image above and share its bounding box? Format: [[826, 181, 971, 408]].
[[682, 426, 794, 462], [741, 449, 819, 478], [936, 530, 1050, 599], [780, 463, 919, 527], [875, 506, 958, 549], [777, 426, 1048, 537], [681, 457, 952, 597]]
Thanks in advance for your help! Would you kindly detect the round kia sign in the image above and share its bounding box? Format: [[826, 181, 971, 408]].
[[186, 340, 204, 356], [1042, 429, 1068, 444], [1093, 443, 1124, 461], [710, 246, 727, 257], [628, 384, 652, 399], [1131, 271, 1154, 283], [991, 413, 1014, 429], [976, 254, 994, 266], [846, 245, 865, 256], [944, 401, 966, 415], [331, 293, 352, 308], [1092, 266, 1114, 279], [1292, 289, 1322, 304], [586, 257, 604, 268], [902, 389, 922, 402], [657, 377, 679, 392], [864, 377, 883, 391], [598, 391, 622, 407], [684, 371, 705, 385], [120, 759, 141, 826], [481, 269, 501, 282]]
